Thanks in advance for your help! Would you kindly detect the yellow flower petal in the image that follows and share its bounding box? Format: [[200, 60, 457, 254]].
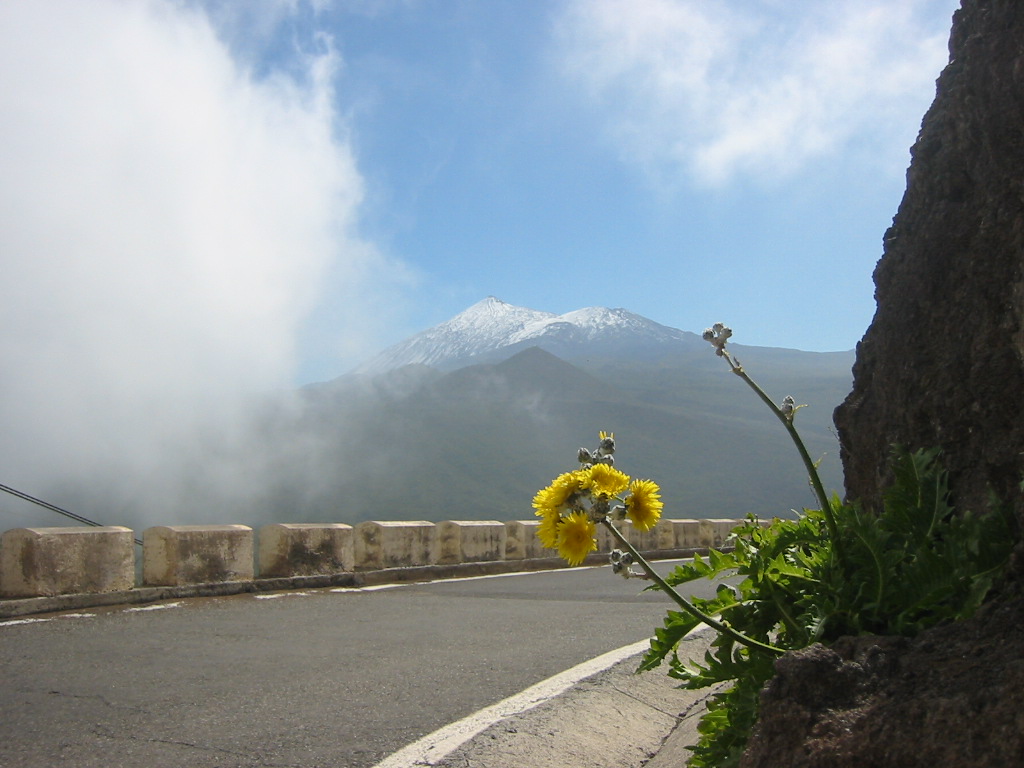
[[626, 479, 663, 531], [536, 512, 560, 549], [584, 463, 630, 499], [556, 511, 597, 566]]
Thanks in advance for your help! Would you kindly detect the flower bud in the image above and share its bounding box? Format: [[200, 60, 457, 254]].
[[780, 395, 799, 421], [704, 323, 733, 355]]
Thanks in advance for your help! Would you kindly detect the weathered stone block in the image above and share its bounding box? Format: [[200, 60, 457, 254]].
[[354, 521, 437, 570], [0, 526, 135, 598], [258, 523, 354, 579], [703, 519, 740, 549], [594, 519, 617, 553], [437, 520, 506, 564], [143, 525, 253, 586], [657, 519, 701, 550], [504, 520, 545, 560], [619, 519, 660, 552]]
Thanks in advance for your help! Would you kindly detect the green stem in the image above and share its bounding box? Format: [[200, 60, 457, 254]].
[[720, 351, 840, 547], [601, 519, 783, 656]]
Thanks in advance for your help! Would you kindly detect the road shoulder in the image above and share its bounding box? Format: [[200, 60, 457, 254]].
[[431, 629, 715, 768]]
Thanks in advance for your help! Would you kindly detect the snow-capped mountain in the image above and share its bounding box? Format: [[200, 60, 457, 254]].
[[354, 296, 703, 374]]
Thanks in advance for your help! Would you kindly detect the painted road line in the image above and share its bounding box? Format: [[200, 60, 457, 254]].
[[330, 584, 407, 593], [370, 622, 711, 768], [254, 591, 313, 600], [124, 601, 182, 612], [0, 612, 94, 627], [369, 640, 647, 768], [332, 560, 687, 595], [0, 617, 51, 627]]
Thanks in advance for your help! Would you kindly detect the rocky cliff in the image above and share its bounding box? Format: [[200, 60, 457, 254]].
[[743, 2, 1024, 765], [834, 0, 1024, 551]]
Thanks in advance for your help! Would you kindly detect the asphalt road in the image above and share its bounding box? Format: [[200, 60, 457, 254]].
[[0, 562, 720, 768]]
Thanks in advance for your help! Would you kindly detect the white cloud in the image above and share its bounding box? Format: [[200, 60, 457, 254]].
[[555, 0, 955, 186], [0, 0, 401, 523]]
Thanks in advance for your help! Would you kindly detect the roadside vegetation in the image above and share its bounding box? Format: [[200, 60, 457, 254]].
[[533, 324, 1017, 767]]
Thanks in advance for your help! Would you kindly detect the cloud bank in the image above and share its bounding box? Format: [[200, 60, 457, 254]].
[[556, 0, 953, 186], [0, 1, 393, 525]]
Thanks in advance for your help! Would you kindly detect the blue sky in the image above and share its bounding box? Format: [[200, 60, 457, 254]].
[[0, 1, 959, 505], [235, 0, 958, 382]]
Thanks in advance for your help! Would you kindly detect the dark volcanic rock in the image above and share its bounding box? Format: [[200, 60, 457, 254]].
[[834, 0, 1024, 542], [740, 599, 1024, 768]]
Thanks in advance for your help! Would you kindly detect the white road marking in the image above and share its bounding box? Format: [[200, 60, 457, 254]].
[[124, 601, 182, 612], [331, 560, 687, 595], [0, 617, 51, 627], [254, 591, 313, 600], [0, 612, 95, 628], [369, 625, 709, 768], [330, 584, 406, 593]]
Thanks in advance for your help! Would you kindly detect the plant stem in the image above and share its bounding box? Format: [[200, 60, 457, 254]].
[[720, 351, 840, 545], [601, 519, 783, 655]]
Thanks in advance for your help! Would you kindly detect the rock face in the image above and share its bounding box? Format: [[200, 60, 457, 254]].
[[739, 2, 1024, 765], [834, 0, 1024, 540], [740, 598, 1024, 768]]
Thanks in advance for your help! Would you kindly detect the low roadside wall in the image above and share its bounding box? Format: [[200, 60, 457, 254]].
[[0, 517, 752, 616]]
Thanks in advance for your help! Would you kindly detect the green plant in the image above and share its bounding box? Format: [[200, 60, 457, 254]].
[[532, 324, 1018, 768]]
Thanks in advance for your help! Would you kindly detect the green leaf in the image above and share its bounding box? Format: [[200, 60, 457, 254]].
[[638, 610, 702, 672]]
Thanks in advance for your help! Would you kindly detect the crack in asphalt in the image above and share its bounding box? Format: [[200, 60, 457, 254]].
[[91, 725, 311, 768], [45, 689, 149, 715]]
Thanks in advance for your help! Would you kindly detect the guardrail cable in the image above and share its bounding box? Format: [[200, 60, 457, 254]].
[[0, 482, 143, 546]]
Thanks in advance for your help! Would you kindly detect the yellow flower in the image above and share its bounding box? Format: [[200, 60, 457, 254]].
[[532, 486, 556, 518], [556, 511, 597, 566], [536, 511, 560, 550], [625, 479, 663, 531], [536, 470, 587, 513], [584, 463, 630, 499]]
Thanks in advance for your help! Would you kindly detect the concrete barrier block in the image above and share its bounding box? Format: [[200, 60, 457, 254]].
[[695, 519, 718, 548], [706, 519, 741, 548], [0, 526, 135, 598], [436, 520, 506, 565], [258, 523, 354, 579], [651, 520, 684, 548], [669, 519, 705, 549], [505, 520, 548, 560], [354, 521, 437, 570], [143, 525, 253, 586], [657, 519, 691, 550], [619, 519, 661, 552], [594, 520, 617, 552]]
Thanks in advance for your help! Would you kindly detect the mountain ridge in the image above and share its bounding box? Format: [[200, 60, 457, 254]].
[[353, 296, 709, 375]]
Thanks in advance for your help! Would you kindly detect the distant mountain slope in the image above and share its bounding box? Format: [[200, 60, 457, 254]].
[[260, 339, 852, 528], [256, 300, 857, 528]]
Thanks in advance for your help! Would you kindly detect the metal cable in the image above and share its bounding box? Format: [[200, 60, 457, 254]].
[[0, 482, 143, 546]]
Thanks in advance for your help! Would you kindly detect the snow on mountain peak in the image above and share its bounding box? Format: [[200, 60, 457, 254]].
[[354, 297, 694, 374]]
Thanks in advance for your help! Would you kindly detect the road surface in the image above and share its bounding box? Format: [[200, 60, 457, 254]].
[[0, 561, 720, 767]]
